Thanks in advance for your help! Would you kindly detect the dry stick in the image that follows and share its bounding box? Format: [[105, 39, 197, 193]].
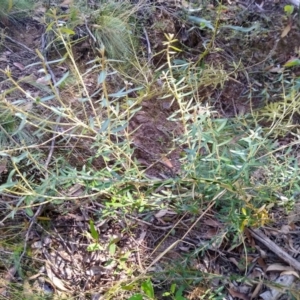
[[44, 55, 61, 171], [84, 17, 96, 43], [144, 200, 217, 273], [143, 188, 229, 273], [4, 35, 35, 54], [19, 48, 61, 263], [143, 26, 152, 63], [248, 228, 300, 272]]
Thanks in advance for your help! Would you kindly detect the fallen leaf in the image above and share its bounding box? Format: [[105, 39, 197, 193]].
[[281, 23, 291, 38], [266, 263, 295, 272], [13, 62, 25, 70], [0, 267, 17, 297], [256, 246, 267, 259], [154, 209, 176, 218], [86, 266, 104, 276], [245, 227, 256, 247], [204, 228, 218, 238], [203, 218, 221, 227], [228, 287, 250, 300], [32, 241, 43, 249], [160, 156, 173, 169], [280, 225, 291, 234], [36, 74, 51, 85], [251, 281, 263, 299], [229, 257, 246, 271], [257, 257, 267, 272], [67, 183, 84, 196], [137, 230, 147, 243], [260, 274, 294, 300], [0, 51, 11, 62], [268, 66, 284, 73], [248, 267, 264, 279], [46, 264, 69, 292], [281, 270, 299, 278], [60, 0, 73, 7]]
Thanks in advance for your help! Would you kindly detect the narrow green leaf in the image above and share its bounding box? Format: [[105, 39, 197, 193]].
[[14, 113, 27, 134], [54, 71, 69, 87], [25, 207, 34, 217], [98, 70, 107, 84], [50, 107, 68, 117], [221, 23, 260, 33], [78, 97, 89, 102], [121, 284, 135, 291], [175, 286, 186, 300], [0, 180, 16, 192], [128, 294, 143, 300], [46, 21, 55, 32], [60, 28, 75, 35], [284, 59, 300, 67], [141, 279, 154, 299], [99, 119, 110, 133], [25, 57, 66, 69], [11, 152, 28, 163], [88, 117, 94, 129], [111, 123, 127, 133], [109, 243, 116, 256], [40, 95, 56, 102], [187, 16, 214, 30], [108, 86, 143, 98], [215, 119, 227, 132], [87, 243, 103, 251], [89, 220, 99, 240]]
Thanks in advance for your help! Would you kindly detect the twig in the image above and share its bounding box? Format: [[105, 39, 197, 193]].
[[19, 205, 43, 262], [248, 228, 300, 272], [85, 17, 96, 43], [144, 200, 216, 273], [18, 48, 61, 264], [93, 202, 175, 230], [5, 35, 35, 54], [42, 48, 61, 171], [143, 26, 152, 63]]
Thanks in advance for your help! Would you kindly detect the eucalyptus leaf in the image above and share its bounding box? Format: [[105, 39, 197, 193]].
[[108, 86, 143, 98], [221, 23, 260, 33], [99, 119, 110, 133], [187, 16, 214, 30], [11, 152, 28, 163], [0, 180, 17, 192], [40, 95, 56, 102], [54, 71, 69, 87], [284, 59, 300, 67], [98, 70, 107, 84], [14, 113, 27, 135]]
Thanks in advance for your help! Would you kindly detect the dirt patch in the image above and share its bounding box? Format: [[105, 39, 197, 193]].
[[129, 96, 183, 178], [27, 211, 140, 298], [0, 19, 42, 82]]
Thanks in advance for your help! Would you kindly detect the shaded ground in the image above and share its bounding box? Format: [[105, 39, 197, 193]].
[[1, 0, 300, 299]]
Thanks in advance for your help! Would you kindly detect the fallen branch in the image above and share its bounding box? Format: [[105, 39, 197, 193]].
[[248, 228, 300, 272]]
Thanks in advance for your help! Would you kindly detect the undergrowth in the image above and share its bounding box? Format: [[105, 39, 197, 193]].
[[0, 1, 300, 299], [0, 0, 35, 25]]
